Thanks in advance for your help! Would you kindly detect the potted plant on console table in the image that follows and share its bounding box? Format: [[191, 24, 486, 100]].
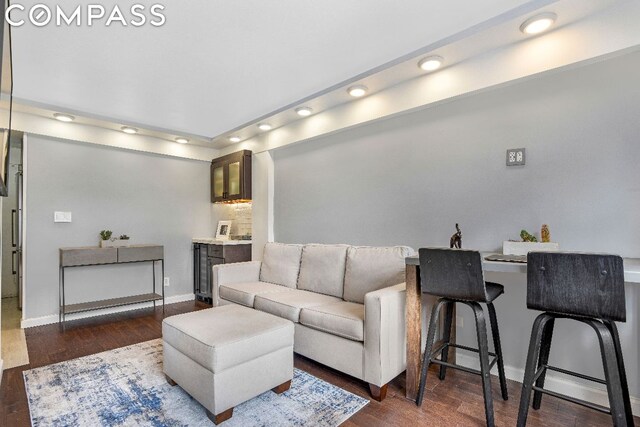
[[99, 230, 132, 248]]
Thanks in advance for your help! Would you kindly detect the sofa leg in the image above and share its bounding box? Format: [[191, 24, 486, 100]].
[[165, 374, 177, 386], [206, 407, 233, 425], [272, 380, 292, 394], [369, 383, 388, 402]]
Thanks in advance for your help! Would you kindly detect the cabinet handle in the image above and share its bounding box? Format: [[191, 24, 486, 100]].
[[12, 250, 17, 274]]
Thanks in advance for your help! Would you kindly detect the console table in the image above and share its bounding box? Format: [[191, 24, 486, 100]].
[[59, 245, 164, 323]]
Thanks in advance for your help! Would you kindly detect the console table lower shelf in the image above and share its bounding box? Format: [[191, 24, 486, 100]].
[[59, 245, 165, 323]]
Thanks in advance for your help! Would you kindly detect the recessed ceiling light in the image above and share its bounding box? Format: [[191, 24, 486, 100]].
[[520, 12, 557, 35], [175, 137, 189, 144], [258, 123, 272, 131], [347, 85, 368, 98], [418, 56, 443, 72], [228, 136, 241, 143], [53, 113, 75, 122], [121, 126, 138, 134], [295, 107, 313, 117]]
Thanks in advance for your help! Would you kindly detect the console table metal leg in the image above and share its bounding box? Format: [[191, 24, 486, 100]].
[[61, 266, 66, 325], [152, 260, 156, 309], [161, 259, 165, 312]]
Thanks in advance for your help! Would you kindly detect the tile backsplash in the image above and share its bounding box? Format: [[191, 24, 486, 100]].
[[214, 203, 252, 237]]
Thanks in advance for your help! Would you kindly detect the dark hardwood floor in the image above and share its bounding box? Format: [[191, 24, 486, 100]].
[[1, 301, 635, 426]]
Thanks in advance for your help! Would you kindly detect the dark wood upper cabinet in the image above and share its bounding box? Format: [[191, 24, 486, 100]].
[[211, 150, 252, 203]]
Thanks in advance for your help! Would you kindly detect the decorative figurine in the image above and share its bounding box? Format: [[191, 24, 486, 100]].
[[450, 223, 462, 249], [541, 224, 550, 243], [520, 229, 538, 242]]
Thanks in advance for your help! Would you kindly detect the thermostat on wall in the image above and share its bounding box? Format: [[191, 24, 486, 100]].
[[54, 211, 72, 223]]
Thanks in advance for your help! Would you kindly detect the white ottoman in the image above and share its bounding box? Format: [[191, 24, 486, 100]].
[[162, 305, 294, 424]]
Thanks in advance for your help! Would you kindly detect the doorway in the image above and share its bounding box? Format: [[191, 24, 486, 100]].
[[1, 131, 27, 369]]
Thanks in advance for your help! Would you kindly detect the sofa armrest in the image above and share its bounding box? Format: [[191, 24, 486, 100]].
[[211, 261, 262, 306], [363, 282, 407, 387]]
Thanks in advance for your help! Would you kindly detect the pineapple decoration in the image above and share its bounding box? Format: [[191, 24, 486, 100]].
[[541, 224, 551, 243]]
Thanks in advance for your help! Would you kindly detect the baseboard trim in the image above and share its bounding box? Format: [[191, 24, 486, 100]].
[[456, 353, 640, 416], [20, 294, 195, 329]]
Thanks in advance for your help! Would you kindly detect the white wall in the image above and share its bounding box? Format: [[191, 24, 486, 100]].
[[24, 135, 216, 321], [271, 51, 640, 404]]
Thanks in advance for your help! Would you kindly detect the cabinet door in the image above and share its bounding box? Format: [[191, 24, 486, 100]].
[[211, 161, 226, 203], [226, 159, 242, 200]]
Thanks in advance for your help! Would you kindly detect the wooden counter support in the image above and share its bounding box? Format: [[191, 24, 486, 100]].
[[405, 261, 456, 401]]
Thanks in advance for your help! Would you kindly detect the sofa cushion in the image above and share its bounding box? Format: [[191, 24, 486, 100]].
[[297, 244, 349, 298], [259, 243, 304, 288], [343, 246, 415, 304], [254, 289, 341, 323], [162, 305, 293, 373], [300, 301, 365, 342], [219, 281, 293, 307]]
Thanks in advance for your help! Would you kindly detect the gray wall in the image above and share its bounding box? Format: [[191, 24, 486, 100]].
[[25, 136, 214, 319], [274, 52, 640, 257], [273, 52, 640, 400]]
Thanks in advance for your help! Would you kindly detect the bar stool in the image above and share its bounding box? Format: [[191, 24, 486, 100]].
[[416, 248, 508, 427], [517, 252, 633, 427]]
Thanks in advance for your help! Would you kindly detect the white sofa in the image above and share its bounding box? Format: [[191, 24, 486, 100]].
[[212, 242, 415, 401]]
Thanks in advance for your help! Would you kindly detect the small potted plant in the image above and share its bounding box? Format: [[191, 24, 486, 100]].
[[99, 230, 113, 248], [503, 225, 559, 256]]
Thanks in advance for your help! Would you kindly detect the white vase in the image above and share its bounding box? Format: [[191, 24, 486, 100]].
[[503, 241, 560, 256]]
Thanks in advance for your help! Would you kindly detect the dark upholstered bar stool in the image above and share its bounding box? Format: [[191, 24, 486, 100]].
[[517, 252, 633, 427], [416, 248, 508, 427]]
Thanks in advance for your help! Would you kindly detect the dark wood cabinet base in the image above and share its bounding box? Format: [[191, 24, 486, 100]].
[[207, 407, 234, 425], [369, 383, 388, 402], [272, 380, 292, 394]]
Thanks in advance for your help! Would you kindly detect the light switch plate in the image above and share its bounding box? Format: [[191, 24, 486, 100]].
[[54, 211, 72, 223], [506, 148, 526, 166]]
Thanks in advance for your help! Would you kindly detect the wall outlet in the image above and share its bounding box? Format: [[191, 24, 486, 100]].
[[456, 315, 464, 328], [164, 278, 170, 287], [506, 148, 526, 166], [54, 211, 72, 223]]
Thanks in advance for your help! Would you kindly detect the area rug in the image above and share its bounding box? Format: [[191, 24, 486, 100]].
[[23, 339, 368, 426]]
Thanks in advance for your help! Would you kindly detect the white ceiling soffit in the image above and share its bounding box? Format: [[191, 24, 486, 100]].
[[11, 0, 549, 140], [214, 0, 619, 148]]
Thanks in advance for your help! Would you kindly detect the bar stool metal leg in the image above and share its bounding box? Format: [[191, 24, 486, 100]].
[[416, 298, 447, 407], [586, 319, 628, 427], [532, 318, 555, 410], [517, 313, 553, 427], [604, 320, 634, 426], [438, 301, 455, 381], [487, 302, 508, 401], [469, 301, 495, 427]]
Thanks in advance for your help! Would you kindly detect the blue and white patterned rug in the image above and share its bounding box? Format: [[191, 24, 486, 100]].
[[23, 339, 368, 426]]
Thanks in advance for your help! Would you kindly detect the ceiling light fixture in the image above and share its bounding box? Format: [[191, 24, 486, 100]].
[[175, 137, 189, 144], [53, 113, 75, 122], [258, 123, 272, 131], [295, 107, 313, 117], [520, 12, 557, 35], [348, 85, 368, 98], [228, 136, 241, 143], [418, 55, 443, 72], [121, 126, 138, 134]]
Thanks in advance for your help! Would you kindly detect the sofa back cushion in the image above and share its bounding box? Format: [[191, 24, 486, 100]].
[[259, 243, 303, 288], [343, 246, 415, 303], [297, 244, 349, 298]]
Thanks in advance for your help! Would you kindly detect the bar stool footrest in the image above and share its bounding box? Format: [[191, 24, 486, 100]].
[[428, 343, 499, 376]]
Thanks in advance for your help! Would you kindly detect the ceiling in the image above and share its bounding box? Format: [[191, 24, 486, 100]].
[[10, 0, 542, 139]]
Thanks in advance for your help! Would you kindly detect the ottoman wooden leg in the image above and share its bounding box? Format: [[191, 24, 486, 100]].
[[165, 375, 177, 386], [272, 380, 292, 394], [206, 408, 233, 425]]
